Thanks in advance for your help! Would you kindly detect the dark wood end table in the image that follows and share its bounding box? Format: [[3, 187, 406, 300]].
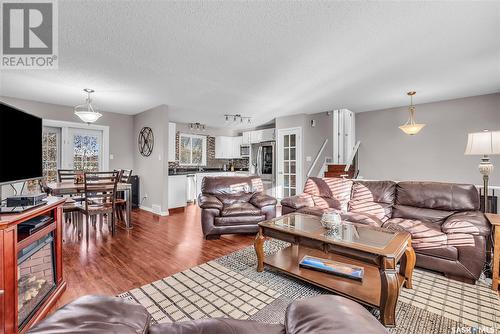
[[486, 213, 500, 293]]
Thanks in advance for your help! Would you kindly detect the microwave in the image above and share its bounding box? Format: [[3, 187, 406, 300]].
[[240, 145, 250, 157]]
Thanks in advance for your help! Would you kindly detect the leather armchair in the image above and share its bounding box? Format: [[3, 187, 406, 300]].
[[198, 176, 277, 239]]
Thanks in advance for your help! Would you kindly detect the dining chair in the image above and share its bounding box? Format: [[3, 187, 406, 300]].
[[78, 171, 119, 239], [57, 169, 83, 182], [55, 170, 85, 224], [115, 169, 133, 224]]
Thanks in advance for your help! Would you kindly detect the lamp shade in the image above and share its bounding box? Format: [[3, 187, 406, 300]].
[[464, 130, 500, 155]]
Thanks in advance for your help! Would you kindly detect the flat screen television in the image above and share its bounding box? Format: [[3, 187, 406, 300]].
[[0, 102, 43, 185]]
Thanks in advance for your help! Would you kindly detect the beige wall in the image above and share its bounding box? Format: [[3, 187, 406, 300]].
[[356, 93, 500, 186], [275, 111, 333, 186], [133, 105, 170, 213], [0, 96, 134, 170]]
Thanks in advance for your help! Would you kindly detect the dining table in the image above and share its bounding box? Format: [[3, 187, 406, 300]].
[[46, 181, 133, 229]]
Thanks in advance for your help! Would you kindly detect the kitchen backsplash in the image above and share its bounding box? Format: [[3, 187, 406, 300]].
[[168, 133, 249, 170]]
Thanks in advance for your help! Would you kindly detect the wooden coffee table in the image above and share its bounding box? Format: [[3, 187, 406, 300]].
[[254, 213, 415, 327]]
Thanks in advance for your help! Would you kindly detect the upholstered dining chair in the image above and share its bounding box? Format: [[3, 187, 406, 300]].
[[78, 171, 119, 239]]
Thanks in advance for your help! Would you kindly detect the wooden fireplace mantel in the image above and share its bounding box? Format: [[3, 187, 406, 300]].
[[0, 197, 66, 334]]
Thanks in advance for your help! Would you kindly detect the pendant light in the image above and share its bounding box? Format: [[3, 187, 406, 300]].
[[74, 88, 102, 124], [399, 91, 425, 135]]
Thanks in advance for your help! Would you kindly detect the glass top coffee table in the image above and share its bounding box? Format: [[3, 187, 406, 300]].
[[255, 213, 415, 327]]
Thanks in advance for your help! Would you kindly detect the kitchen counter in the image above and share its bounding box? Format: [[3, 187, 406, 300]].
[[168, 168, 249, 175]]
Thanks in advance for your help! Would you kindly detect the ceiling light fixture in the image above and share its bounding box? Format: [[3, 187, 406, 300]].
[[188, 122, 206, 131], [74, 88, 102, 124], [399, 91, 425, 135], [224, 114, 251, 126]]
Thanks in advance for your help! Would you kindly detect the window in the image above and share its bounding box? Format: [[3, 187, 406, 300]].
[[179, 133, 207, 166], [42, 126, 61, 182]]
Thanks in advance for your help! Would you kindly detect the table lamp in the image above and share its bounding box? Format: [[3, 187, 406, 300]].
[[464, 130, 500, 213]]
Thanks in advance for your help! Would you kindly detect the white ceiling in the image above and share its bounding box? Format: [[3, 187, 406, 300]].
[[1, 1, 499, 128]]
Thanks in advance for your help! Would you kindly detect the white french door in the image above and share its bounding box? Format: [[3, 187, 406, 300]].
[[276, 127, 302, 199], [64, 128, 103, 171]]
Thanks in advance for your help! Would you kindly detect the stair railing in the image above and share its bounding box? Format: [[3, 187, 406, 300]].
[[343, 141, 361, 178], [307, 138, 328, 178]]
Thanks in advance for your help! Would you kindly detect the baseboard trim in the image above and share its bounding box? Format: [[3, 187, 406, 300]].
[[139, 205, 169, 216]]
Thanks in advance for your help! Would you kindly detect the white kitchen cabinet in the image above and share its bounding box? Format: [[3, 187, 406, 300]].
[[242, 132, 251, 145], [168, 174, 187, 209], [215, 136, 230, 159], [168, 122, 177, 162], [233, 136, 243, 158], [215, 136, 243, 159], [248, 129, 275, 143], [261, 128, 275, 142]]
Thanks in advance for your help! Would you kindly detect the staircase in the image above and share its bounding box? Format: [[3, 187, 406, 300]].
[[324, 141, 360, 179], [324, 164, 355, 178]]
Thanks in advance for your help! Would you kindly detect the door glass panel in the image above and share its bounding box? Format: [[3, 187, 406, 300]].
[[284, 135, 289, 148], [73, 133, 100, 171], [290, 175, 296, 187], [192, 137, 203, 164], [290, 148, 296, 160], [290, 188, 296, 196], [290, 134, 296, 147], [284, 148, 289, 160], [284, 175, 289, 188], [284, 162, 289, 173], [42, 127, 60, 182], [284, 188, 290, 197], [290, 161, 296, 174]]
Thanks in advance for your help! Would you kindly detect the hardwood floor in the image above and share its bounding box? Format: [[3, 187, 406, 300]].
[[56, 204, 254, 308]]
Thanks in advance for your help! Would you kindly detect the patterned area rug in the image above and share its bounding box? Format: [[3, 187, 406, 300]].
[[119, 240, 500, 334]]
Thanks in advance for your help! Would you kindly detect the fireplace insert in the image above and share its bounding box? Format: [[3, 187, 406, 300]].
[[17, 232, 56, 329]]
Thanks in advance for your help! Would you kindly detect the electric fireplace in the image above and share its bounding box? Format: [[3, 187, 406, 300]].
[[17, 233, 56, 328]]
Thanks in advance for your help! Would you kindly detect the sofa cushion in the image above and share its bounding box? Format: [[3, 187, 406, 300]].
[[215, 215, 265, 226], [285, 295, 387, 334], [296, 206, 336, 216], [27, 295, 150, 334], [416, 245, 458, 261], [392, 204, 454, 224], [216, 192, 254, 205], [348, 181, 396, 222], [396, 181, 480, 211], [281, 194, 315, 210], [222, 202, 261, 217], [150, 318, 285, 334], [304, 177, 352, 212], [441, 211, 490, 236], [383, 218, 447, 250], [201, 176, 263, 195]]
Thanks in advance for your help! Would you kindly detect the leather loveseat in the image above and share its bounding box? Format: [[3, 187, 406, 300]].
[[198, 176, 277, 239], [27, 294, 388, 334], [281, 177, 491, 284]]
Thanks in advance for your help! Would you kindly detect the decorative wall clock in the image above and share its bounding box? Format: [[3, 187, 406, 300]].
[[138, 127, 154, 157]]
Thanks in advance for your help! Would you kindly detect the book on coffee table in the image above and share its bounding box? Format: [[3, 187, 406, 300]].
[[299, 255, 364, 281]]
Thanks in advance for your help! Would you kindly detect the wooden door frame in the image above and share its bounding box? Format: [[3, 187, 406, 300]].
[[276, 127, 303, 199]]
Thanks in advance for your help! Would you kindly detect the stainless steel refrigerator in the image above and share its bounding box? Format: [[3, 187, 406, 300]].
[[251, 141, 275, 196]]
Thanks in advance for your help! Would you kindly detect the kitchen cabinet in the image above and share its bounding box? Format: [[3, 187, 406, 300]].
[[168, 122, 177, 162], [246, 129, 276, 144], [215, 136, 243, 159], [168, 174, 187, 209], [242, 131, 251, 145]]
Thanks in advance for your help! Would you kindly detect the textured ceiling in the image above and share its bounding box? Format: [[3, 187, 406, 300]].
[[1, 1, 499, 128]]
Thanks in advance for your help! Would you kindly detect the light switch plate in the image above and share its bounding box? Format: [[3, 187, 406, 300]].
[[306, 156, 312, 162], [109, 154, 114, 160]]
